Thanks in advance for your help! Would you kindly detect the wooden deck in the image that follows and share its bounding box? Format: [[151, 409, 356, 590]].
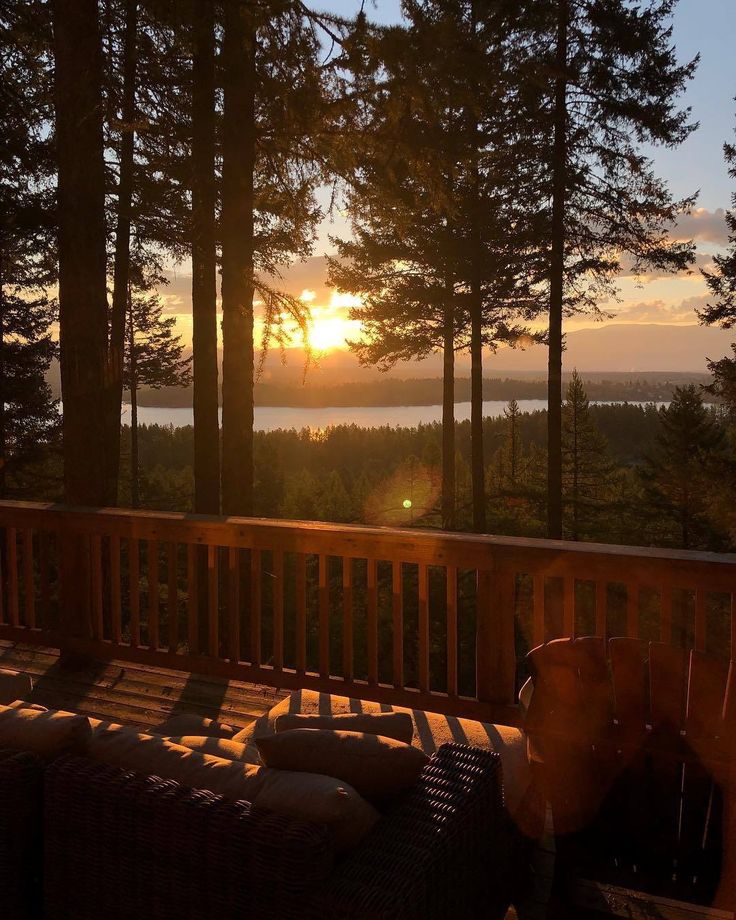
[[0, 640, 286, 731]]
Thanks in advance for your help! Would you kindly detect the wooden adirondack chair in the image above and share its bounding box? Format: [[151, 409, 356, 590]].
[[524, 637, 736, 912]]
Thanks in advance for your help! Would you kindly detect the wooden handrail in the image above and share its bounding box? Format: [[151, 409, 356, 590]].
[[0, 500, 734, 726]]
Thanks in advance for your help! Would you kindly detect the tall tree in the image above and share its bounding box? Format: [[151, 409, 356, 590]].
[[700, 107, 736, 413], [220, 0, 256, 517], [124, 286, 191, 507], [561, 370, 614, 541], [107, 0, 138, 504], [190, 0, 220, 514], [52, 0, 112, 507], [641, 386, 726, 549], [0, 1, 59, 498], [538, 0, 697, 538]]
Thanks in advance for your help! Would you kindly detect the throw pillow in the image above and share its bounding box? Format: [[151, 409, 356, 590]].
[[0, 703, 91, 759], [274, 711, 413, 744], [256, 729, 428, 800], [166, 735, 257, 763]]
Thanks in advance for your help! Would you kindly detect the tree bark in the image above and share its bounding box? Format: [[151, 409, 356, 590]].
[[441, 272, 455, 531], [470, 265, 486, 533], [108, 0, 138, 506], [53, 0, 111, 508], [191, 0, 220, 515], [128, 303, 139, 508], [547, 0, 569, 540], [0, 253, 6, 499], [221, 0, 256, 517], [52, 0, 110, 660]]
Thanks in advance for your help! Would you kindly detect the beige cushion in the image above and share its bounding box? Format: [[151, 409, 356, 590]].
[[0, 670, 33, 706], [257, 729, 428, 800], [86, 725, 376, 849], [265, 690, 531, 821], [0, 703, 91, 759], [274, 711, 414, 744], [166, 735, 257, 763]]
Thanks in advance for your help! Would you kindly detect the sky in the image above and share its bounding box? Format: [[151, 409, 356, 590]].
[[163, 0, 736, 374]]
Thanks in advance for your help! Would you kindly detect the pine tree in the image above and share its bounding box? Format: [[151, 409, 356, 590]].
[[699, 107, 736, 414], [0, 1, 59, 498], [124, 285, 191, 507], [561, 371, 614, 541], [536, 0, 697, 538], [640, 386, 726, 549]]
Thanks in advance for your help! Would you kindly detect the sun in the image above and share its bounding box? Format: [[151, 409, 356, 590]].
[[306, 292, 363, 353]]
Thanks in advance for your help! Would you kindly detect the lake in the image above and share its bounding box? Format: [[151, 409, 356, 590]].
[[121, 399, 666, 431]]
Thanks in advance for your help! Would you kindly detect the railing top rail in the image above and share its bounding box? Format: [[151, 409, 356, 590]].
[[0, 500, 734, 574]]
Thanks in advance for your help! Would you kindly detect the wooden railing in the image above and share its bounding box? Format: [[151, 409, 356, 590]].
[[0, 500, 734, 725]]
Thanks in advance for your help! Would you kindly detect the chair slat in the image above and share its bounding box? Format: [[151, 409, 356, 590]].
[[595, 580, 607, 638], [649, 642, 688, 733], [272, 550, 284, 671], [110, 534, 121, 644], [250, 549, 261, 667], [23, 530, 35, 629], [367, 558, 378, 685], [148, 540, 159, 651], [38, 531, 50, 629], [90, 534, 102, 639], [446, 565, 458, 697], [686, 649, 729, 740], [186, 543, 198, 656], [207, 544, 218, 657], [533, 573, 545, 646], [318, 554, 329, 678], [6, 527, 18, 626], [295, 552, 306, 673], [227, 546, 239, 662], [392, 561, 403, 689], [129, 537, 140, 647], [610, 637, 649, 732], [418, 563, 429, 693]]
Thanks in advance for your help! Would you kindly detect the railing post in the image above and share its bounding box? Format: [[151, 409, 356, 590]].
[[59, 531, 94, 666], [476, 563, 517, 709]]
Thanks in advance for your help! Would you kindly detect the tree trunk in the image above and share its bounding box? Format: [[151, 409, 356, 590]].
[[221, 0, 256, 517], [108, 0, 138, 506], [0, 253, 6, 499], [191, 0, 220, 515], [128, 305, 139, 508], [52, 0, 110, 660], [441, 272, 455, 531], [470, 271, 486, 533], [547, 0, 569, 540]]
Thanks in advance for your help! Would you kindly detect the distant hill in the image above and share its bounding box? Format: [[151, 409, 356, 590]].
[[46, 322, 734, 403]]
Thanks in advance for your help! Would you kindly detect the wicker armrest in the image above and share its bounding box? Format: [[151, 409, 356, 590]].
[[0, 749, 44, 920], [321, 742, 513, 920], [43, 754, 334, 920]]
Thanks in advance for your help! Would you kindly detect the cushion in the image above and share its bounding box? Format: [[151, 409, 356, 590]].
[[0, 704, 91, 759], [166, 735, 257, 763], [264, 690, 531, 822], [0, 670, 33, 706], [86, 725, 377, 849], [274, 711, 414, 744], [154, 714, 239, 739], [7, 700, 48, 712], [256, 729, 429, 800]]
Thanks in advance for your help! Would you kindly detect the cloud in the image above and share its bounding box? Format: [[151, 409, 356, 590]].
[[617, 293, 711, 324], [672, 207, 729, 244]]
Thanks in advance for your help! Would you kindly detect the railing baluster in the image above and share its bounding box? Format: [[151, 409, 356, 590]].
[[626, 582, 639, 638], [207, 544, 218, 656], [110, 535, 121, 645], [148, 541, 159, 650], [38, 531, 50, 628], [343, 557, 353, 682], [595, 580, 607, 638], [318, 554, 329, 678], [295, 552, 307, 672], [250, 549, 261, 666], [563, 576, 575, 637], [660, 583, 673, 645], [392, 561, 403, 689], [446, 565, 458, 697], [186, 543, 198, 655], [476, 565, 516, 706], [167, 542, 178, 653], [731, 591, 736, 662], [129, 538, 140, 647], [6, 527, 18, 626], [90, 534, 103, 639], [367, 558, 378, 685], [273, 550, 284, 671], [418, 563, 429, 693], [695, 587, 707, 652], [23, 530, 35, 629], [227, 546, 239, 662], [533, 573, 545, 646]]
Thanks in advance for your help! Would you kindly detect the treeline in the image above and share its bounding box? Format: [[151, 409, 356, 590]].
[[85, 377, 730, 552]]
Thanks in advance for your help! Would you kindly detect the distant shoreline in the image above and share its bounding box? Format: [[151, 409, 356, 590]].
[[124, 373, 714, 410]]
